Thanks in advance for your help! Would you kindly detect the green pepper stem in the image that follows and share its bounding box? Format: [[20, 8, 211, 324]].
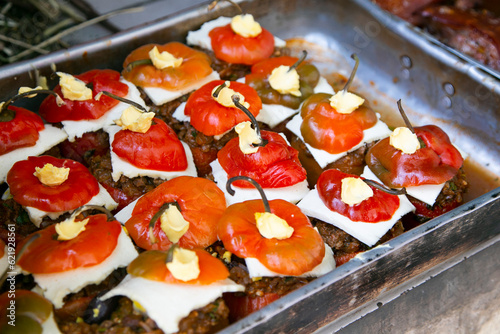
[[99, 91, 149, 113], [396, 99, 415, 133], [212, 81, 227, 98], [231, 94, 267, 147], [148, 202, 180, 244], [71, 205, 115, 221], [362, 179, 407, 195], [288, 50, 307, 72], [226, 176, 271, 213], [124, 59, 154, 73], [342, 53, 360, 92], [0, 89, 64, 122], [165, 243, 179, 264]]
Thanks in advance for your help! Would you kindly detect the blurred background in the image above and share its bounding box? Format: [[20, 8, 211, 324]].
[[0, 0, 208, 66]]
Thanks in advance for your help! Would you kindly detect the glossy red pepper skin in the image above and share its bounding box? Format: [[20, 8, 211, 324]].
[[365, 125, 464, 187], [184, 80, 262, 136], [217, 199, 325, 276], [300, 93, 378, 154], [217, 130, 307, 188], [39, 69, 128, 123], [0, 106, 45, 155], [7, 155, 100, 212], [125, 176, 226, 251], [223, 292, 280, 322], [408, 195, 461, 220], [17, 214, 121, 274], [245, 56, 320, 109], [209, 24, 275, 65], [127, 249, 229, 285], [111, 118, 187, 171], [122, 42, 213, 90], [317, 169, 400, 223]]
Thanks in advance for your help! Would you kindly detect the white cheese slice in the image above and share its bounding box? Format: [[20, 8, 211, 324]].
[[0, 124, 68, 183], [314, 76, 335, 94], [286, 113, 392, 168], [143, 71, 220, 106], [61, 78, 146, 142], [210, 159, 309, 205], [25, 184, 118, 228], [362, 165, 445, 207], [297, 180, 415, 247], [114, 196, 141, 225], [100, 275, 244, 334], [0, 244, 8, 275], [186, 16, 286, 52], [172, 102, 190, 122], [245, 243, 335, 278], [28, 227, 138, 309], [106, 125, 197, 182], [255, 103, 298, 128]]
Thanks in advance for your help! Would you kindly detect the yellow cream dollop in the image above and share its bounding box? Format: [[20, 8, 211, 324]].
[[255, 212, 294, 240], [211, 81, 250, 109], [329, 90, 365, 114], [235, 121, 262, 154], [230, 14, 262, 38], [149, 46, 183, 70], [166, 248, 200, 282], [55, 217, 89, 241], [160, 205, 190, 243], [114, 106, 155, 133], [269, 65, 301, 97], [33, 163, 70, 187], [341, 177, 374, 206], [389, 127, 421, 154], [56, 72, 93, 101]]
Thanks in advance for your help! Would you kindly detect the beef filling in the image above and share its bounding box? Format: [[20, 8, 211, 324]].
[[405, 167, 469, 227], [85, 152, 166, 210], [314, 218, 405, 266], [291, 135, 375, 187], [206, 241, 314, 298], [58, 296, 230, 334]]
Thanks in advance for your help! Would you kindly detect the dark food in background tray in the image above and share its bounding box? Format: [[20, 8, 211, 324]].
[[373, 0, 500, 71]]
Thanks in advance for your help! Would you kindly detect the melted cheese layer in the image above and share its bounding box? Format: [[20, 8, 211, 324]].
[[28, 227, 138, 308], [100, 276, 244, 334]]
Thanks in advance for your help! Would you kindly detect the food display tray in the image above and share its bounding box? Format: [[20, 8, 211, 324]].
[[1, 0, 499, 333]]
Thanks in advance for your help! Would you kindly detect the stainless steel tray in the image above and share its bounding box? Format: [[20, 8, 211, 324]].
[[1, 0, 499, 333]]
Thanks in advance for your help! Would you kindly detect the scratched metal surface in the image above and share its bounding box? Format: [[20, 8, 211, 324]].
[[0, 0, 498, 333]]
